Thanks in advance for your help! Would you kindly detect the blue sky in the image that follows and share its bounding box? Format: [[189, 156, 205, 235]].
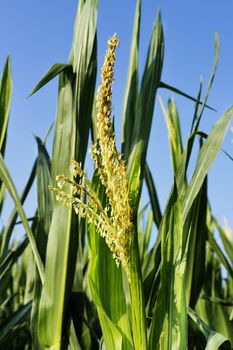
[[0, 1, 233, 235]]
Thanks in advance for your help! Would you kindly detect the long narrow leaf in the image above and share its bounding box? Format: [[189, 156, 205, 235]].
[[188, 307, 231, 350], [29, 64, 70, 97], [207, 232, 233, 278], [31, 137, 52, 349], [1, 159, 37, 255], [0, 154, 44, 283], [38, 68, 76, 349], [88, 173, 133, 350], [121, 0, 141, 161], [127, 9, 164, 186], [193, 34, 219, 133], [159, 81, 215, 111], [149, 185, 187, 350], [0, 56, 12, 152], [0, 302, 31, 350], [213, 217, 233, 265], [0, 238, 28, 291], [38, 0, 98, 348], [182, 106, 233, 221], [184, 179, 208, 308]]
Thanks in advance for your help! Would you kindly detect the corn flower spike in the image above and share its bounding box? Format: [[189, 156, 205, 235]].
[[50, 35, 132, 280], [92, 34, 132, 277], [95, 34, 147, 349], [49, 171, 119, 265]]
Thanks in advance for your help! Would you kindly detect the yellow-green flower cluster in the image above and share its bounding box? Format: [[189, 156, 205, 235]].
[[50, 34, 132, 280], [92, 34, 133, 278], [50, 162, 116, 251]]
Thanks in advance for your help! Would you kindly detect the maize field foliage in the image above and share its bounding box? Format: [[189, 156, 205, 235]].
[[0, 0, 233, 349]]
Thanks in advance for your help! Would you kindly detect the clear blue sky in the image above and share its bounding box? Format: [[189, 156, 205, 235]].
[[0, 1, 233, 235]]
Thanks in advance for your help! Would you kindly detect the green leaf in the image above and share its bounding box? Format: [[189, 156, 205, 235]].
[[122, 149, 147, 348], [0, 302, 31, 350], [69, 0, 97, 74], [35, 136, 53, 262], [128, 9, 164, 189], [0, 159, 37, 255], [144, 163, 162, 229], [149, 185, 187, 350], [88, 173, 133, 350], [127, 146, 141, 210], [68, 291, 100, 349], [38, 67, 76, 350], [29, 63, 70, 97], [31, 137, 53, 350], [184, 179, 208, 308], [0, 154, 44, 283], [0, 238, 27, 276], [175, 36, 219, 198], [125, 19, 165, 341], [188, 307, 231, 350], [141, 210, 153, 263], [201, 295, 233, 307], [0, 182, 5, 214], [24, 244, 35, 304], [0, 56, 12, 217], [166, 99, 183, 174], [68, 319, 82, 350], [0, 56, 12, 153], [192, 34, 219, 133], [70, 0, 98, 163], [38, 1, 98, 348], [69, 0, 89, 66], [207, 232, 233, 278], [122, 0, 141, 161], [130, 224, 148, 350], [182, 105, 233, 221], [190, 81, 203, 132], [213, 217, 233, 266], [195, 244, 233, 344], [159, 81, 216, 112], [0, 238, 28, 291]]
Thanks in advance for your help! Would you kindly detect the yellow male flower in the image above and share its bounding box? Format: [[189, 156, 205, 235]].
[[50, 34, 132, 280]]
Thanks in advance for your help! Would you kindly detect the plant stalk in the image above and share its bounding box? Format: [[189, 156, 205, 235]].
[[130, 223, 147, 350]]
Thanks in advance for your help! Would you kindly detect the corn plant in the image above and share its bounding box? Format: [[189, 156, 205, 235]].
[[0, 0, 233, 349]]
